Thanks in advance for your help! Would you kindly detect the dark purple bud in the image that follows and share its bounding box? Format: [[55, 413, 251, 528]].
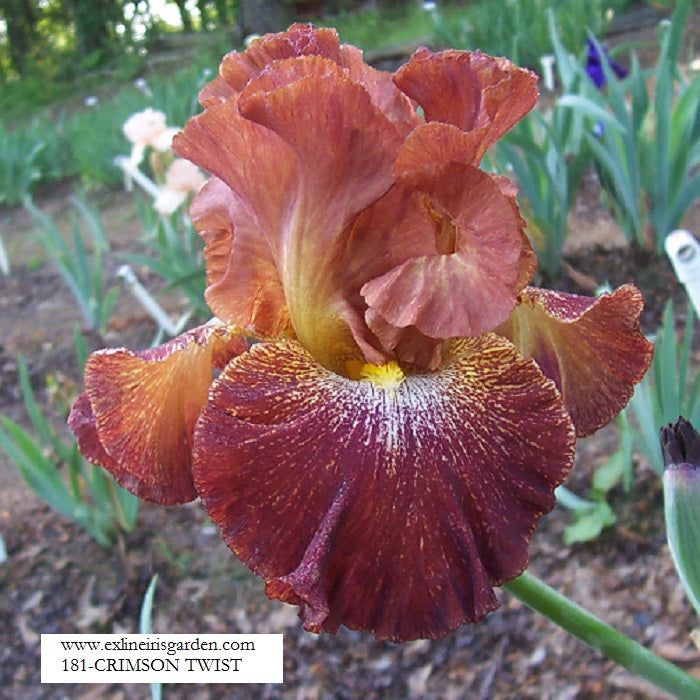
[[585, 38, 627, 89], [660, 417, 700, 470]]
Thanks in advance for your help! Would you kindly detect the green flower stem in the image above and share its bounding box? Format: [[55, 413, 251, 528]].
[[504, 571, 700, 699]]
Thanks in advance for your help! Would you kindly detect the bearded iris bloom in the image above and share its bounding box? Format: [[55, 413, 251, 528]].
[[585, 38, 627, 89], [69, 25, 652, 642]]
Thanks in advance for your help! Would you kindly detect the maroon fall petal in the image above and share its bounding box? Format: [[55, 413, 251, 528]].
[[192, 336, 575, 642]]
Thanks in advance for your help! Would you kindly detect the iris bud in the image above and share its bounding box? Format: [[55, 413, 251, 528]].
[[661, 417, 700, 617]]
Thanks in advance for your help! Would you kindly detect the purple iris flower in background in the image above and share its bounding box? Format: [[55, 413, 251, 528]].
[[585, 38, 627, 88]]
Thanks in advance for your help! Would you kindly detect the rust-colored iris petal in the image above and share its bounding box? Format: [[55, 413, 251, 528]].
[[189, 177, 291, 338], [361, 163, 531, 341], [395, 49, 479, 129], [363, 309, 445, 370], [238, 72, 406, 371], [339, 44, 421, 126], [192, 336, 574, 641], [329, 185, 440, 365], [68, 323, 247, 504], [211, 24, 342, 99], [242, 54, 348, 94], [336, 174, 533, 368], [394, 48, 538, 147], [395, 122, 485, 176], [198, 75, 237, 107], [200, 25, 415, 116], [180, 60, 408, 370], [496, 285, 653, 437], [174, 98, 296, 338], [189, 179, 234, 303], [237, 72, 404, 236]]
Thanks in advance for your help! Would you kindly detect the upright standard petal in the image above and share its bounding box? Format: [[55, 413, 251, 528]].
[[199, 23, 418, 125], [338, 44, 421, 127], [192, 336, 574, 642], [361, 162, 534, 342], [178, 61, 408, 371], [217, 24, 342, 94], [394, 49, 538, 159], [68, 323, 246, 504], [394, 122, 486, 177], [496, 285, 653, 437], [189, 176, 291, 339], [238, 69, 407, 370]]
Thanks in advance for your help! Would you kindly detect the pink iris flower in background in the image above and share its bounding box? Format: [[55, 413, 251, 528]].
[[69, 25, 653, 643]]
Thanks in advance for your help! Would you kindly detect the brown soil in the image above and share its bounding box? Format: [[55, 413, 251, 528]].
[[1, 12, 700, 700]]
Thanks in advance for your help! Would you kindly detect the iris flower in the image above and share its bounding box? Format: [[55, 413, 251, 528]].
[[122, 108, 174, 166], [69, 25, 652, 642], [585, 38, 627, 89], [153, 158, 207, 215]]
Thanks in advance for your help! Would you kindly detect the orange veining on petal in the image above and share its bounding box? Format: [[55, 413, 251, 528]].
[[69, 322, 247, 504], [193, 337, 574, 642]]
